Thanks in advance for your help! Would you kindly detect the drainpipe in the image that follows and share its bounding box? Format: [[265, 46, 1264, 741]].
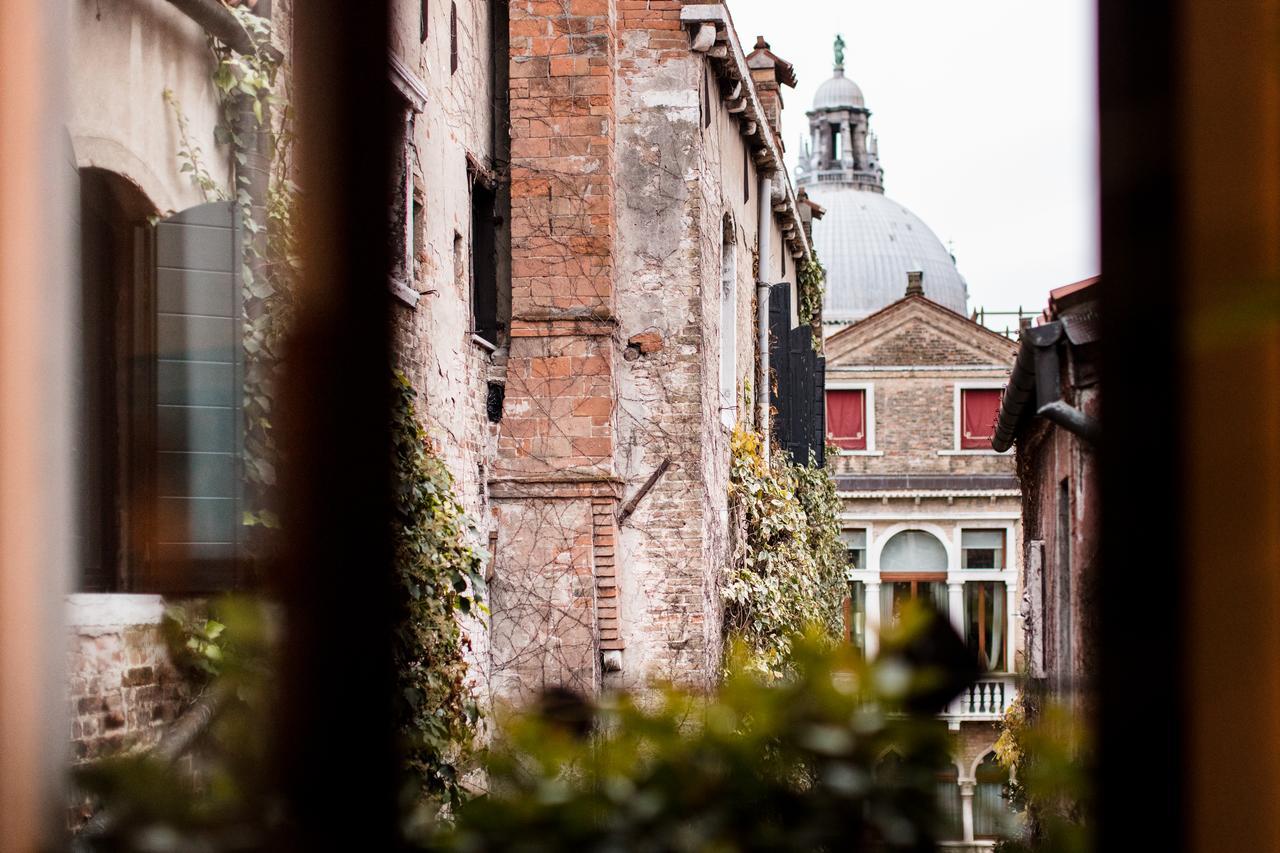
[[756, 170, 774, 460]]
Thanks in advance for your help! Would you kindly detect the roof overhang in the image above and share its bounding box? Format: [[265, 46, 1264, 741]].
[[680, 4, 812, 262]]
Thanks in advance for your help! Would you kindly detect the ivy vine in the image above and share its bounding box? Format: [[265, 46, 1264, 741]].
[[797, 251, 827, 348], [724, 427, 846, 677], [391, 371, 486, 813]]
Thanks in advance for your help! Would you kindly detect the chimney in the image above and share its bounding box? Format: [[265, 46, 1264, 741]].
[[746, 36, 797, 145], [906, 270, 925, 297]]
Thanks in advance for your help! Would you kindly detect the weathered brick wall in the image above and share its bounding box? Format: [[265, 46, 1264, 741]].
[[488, 0, 620, 699], [610, 3, 802, 690], [66, 596, 190, 765], [954, 720, 1002, 778]]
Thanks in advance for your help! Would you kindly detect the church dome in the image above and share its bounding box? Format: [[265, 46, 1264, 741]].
[[803, 186, 969, 323], [813, 69, 864, 110]]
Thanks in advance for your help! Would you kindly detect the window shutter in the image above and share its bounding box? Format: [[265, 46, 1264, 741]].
[[149, 201, 242, 592]]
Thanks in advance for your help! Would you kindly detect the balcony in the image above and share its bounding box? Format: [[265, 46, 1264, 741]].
[[941, 674, 1018, 727]]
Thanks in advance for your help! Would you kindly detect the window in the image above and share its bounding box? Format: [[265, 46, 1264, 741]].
[[826, 388, 866, 450], [840, 528, 866, 569], [845, 580, 865, 657], [959, 387, 1002, 449], [420, 0, 428, 42], [965, 581, 1006, 671], [935, 764, 963, 841], [832, 126, 842, 161], [718, 215, 737, 427], [471, 179, 499, 345], [743, 149, 750, 204], [880, 529, 947, 573], [78, 168, 244, 593], [880, 529, 948, 623], [961, 528, 1005, 569], [973, 753, 1012, 838]]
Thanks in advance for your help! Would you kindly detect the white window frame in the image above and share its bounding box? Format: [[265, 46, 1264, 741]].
[[939, 380, 1010, 456], [826, 380, 882, 456], [840, 525, 869, 576]]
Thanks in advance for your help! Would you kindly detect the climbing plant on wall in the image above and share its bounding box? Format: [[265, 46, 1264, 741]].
[[724, 427, 847, 677], [797, 250, 827, 347], [391, 371, 487, 812]]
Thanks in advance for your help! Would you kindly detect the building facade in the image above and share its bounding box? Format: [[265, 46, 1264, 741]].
[[824, 286, 1022, 847], [799, 39, 1023, 848], [62, 0, 823, 774]]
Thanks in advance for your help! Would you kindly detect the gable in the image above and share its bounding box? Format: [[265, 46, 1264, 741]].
[[824, 297, 1018, 368]]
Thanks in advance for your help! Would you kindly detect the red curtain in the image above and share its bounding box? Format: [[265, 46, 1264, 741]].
[[826, 389, 866, 450], [961, 388, 1002, 449]]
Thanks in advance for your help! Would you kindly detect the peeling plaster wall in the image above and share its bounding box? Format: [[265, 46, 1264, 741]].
[[389, 0, 507, 705], [611, 11, 800, 690]]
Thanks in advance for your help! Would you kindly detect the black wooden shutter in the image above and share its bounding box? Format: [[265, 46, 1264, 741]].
[[150, 201, 243, 592], [768, 283, 826, 467], [768, 283, 790, 450]]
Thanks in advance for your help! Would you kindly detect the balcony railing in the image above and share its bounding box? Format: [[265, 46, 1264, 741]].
[[942, 674, 1018, 722]]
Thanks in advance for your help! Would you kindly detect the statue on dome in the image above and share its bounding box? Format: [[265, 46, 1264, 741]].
[[833, 34, 845, 69]]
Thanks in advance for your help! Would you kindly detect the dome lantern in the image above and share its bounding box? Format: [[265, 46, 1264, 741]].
[[798, 35, 969, 325]]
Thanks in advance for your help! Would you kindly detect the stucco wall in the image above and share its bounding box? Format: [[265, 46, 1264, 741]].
[[69, 0, 231, 215]]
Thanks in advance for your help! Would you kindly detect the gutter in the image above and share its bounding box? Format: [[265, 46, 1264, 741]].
[[991, 321, 1100, 453]]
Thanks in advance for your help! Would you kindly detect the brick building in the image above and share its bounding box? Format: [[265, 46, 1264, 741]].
[[60, 0, 821, 772], [992, 277, 1100, 706], [823, 283, 1022, 846], [488, 1, 814, 698]]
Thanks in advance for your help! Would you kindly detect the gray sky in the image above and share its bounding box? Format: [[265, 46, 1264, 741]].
[[727, 0, 1099, 314]]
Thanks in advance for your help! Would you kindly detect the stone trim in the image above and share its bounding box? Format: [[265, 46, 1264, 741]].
[[488, 476, 624, 500], [66, 594, 166, 633]]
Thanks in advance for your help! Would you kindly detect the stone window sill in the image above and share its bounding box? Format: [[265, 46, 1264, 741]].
[[937, 449, 1010, 456], [837, 449, 884, 457]]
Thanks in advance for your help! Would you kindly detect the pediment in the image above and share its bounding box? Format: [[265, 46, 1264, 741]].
[[824, 296, 1018, 368]]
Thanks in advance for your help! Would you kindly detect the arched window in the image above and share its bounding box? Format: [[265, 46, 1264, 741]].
[[973, 752, 1012, 839], [718, 214, 737, 427], [879, 530, 948, 622]]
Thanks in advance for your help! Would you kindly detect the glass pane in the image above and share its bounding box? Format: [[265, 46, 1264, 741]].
[[973, 754, 1012, 838], [962, 528, 1004, 569], [962, 529, 1003, 549], [935, 779, 964, 840], [840, 529, 866, 569], [840, 528, 867, 548], [880, 530, 947, 572], [848, 581, 865, 657], [966, 582, 1007, 671]]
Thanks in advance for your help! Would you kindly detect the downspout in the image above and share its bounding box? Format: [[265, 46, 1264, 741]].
[[991, 321, 1100, 452], [756, 170, 773, 460]]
